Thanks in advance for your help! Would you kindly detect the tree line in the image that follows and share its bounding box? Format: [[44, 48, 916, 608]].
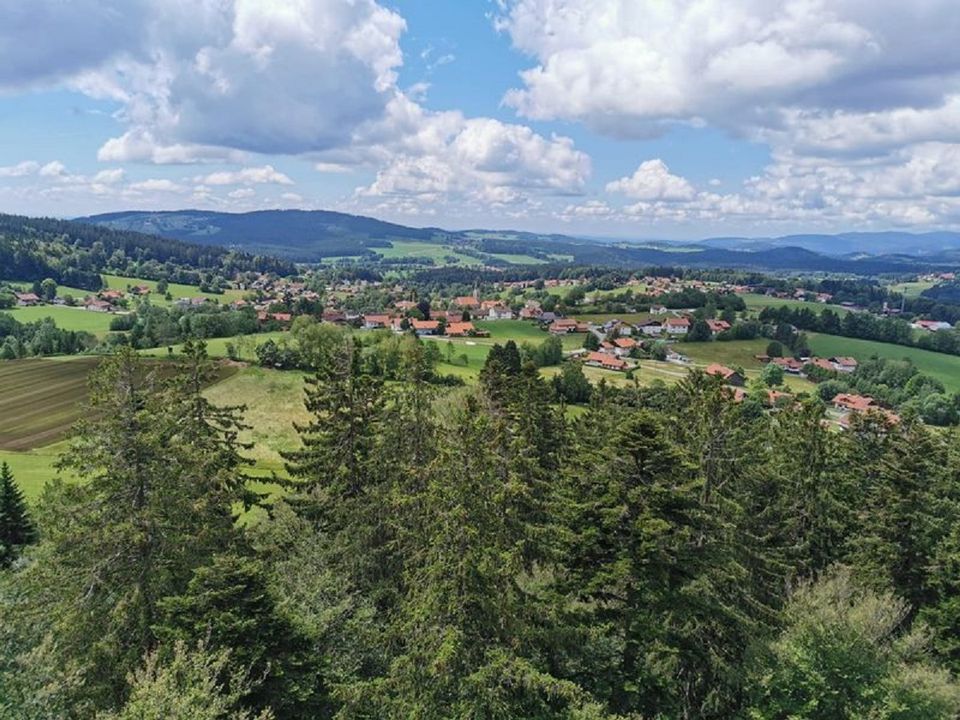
[[4, 340, 960, 717]]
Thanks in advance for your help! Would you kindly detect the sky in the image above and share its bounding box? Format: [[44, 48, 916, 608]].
[[2, 0, 960, 239]]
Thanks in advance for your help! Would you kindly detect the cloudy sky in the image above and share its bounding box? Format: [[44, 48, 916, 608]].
[[2, 0, 960, 239]]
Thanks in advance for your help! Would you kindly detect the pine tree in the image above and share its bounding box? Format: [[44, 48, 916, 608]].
[[7, 346, 254, 714], [156, 554, 326, 719], [0, 462, 36, 568]]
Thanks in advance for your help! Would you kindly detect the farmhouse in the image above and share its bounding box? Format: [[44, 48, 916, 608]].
[[411, 319, 441, 336], [912, 319, 953, 332], [830, 356, 859, 373], [664, 317, 690, 335], [612, 337, 637, 357], [549, 318, 587, 334], [485, 304, 513, 320], [650, 305, 668, 315], [706, 319, 731, 334], [452, 295, 480, 309], [585, 352, 628, 371], [772, 357, 805, 374], [832, 393, 875, 412], [705, 363, 745, 386], [362, 314, 393, 329], [445, 321, 475, 337], [637, 320, 663, 336], [807, 358, 836, 373], [13, 292, 40, 307], [85, 299, 113, 313]]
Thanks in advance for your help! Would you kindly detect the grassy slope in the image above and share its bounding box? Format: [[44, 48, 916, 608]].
[[742, 293, 852, 315], [102, 274, 247, 307], [808, 333, 960, 392], [375, 241, 482, 266], [5, 305, 118, 336]]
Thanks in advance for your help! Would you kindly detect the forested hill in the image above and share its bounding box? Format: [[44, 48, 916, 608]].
[[79, 208, 960, 273], [0, 213, 294, 290], [78, 208, 440, 259]]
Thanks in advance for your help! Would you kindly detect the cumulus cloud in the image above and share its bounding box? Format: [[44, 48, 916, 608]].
[[497, 0, 960, 138], [128, 179, 187, 193], [0, 161, 41, 177], [496, 0, 960, 229], [606, 160, 695, 201], [1, 0, 406, 162], [197, 165, 294, 186], [353, 96, 590, 209]]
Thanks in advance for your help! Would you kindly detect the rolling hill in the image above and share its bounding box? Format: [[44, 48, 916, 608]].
[[77, 208, 960, 273]]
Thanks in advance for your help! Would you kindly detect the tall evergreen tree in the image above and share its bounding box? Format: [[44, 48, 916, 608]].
[[6, 346, 252, 715], [0, 462, 36, 568]]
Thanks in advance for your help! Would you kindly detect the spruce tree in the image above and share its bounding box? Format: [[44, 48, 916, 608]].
[[0, 462, 36, 568], [6, 346, 253, 714]]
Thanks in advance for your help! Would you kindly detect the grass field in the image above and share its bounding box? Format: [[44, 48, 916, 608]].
[[102, 274, 247, 307], [137, 331, 292, 361], [429, 320, 587, 379], [887, 280, 936, 298], [742, 293, 851, 315], [0, 441, 73, 502], [375, 241, 482, 266], [678, 339, 770, 370], [486, 253, 550, 265], [808, 333, 960, 392], [573, 312, 655, 325], [5, 305, 119, 335]]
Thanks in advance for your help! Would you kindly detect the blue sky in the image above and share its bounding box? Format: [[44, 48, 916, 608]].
[[1, 1, 959, 239]]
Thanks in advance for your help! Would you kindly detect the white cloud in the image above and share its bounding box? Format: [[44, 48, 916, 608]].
[[606, 160, 695, 201], [197, 165, 294, 186], [128, 179, 186, 193], [354, 96, 590, 209], [497, 0, 960, 138], [0, 1, 406, 161], [0, 161, 41, 177], [227, 188, 256, 199], [39, 161, 67, 178]]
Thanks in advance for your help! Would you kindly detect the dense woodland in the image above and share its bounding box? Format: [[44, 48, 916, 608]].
[[4, 339, 960, 718], [0, 214, 294, 290]]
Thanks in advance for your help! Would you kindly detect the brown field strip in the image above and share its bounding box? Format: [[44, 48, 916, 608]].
[[0, 356, 237, 451]]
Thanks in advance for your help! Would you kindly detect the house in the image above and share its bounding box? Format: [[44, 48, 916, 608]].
[[706, 319, 731, 334], [705, 363, 745, 386], [637, 320, 663, 336], [832, 393, 876, 413], [13, 292, 40, 307], [807, 357, 836, 373], [912, 319, 953, 332], [650, 305, 669, 315], [585, 351, 628, 371], [130, 285, 151, 296], [362, 314, 393, 329], [485, 304, 513, 320], [411, 319, 441, 335], [519, 306, 542, 320], [393, 300, 417, 312], [772, 357, 805, 374], [445, 321, 475, 337], [766, 389, 793, 406], [548, 318, 579, 334], [322, 309, 346, 323], [85, 299, 112, 313], [664, 317, 690, 335], [612, 337, 638, 357], [99, 289, 125, 302], [453, 296, 480, 309], [829, 356, 859, 373]]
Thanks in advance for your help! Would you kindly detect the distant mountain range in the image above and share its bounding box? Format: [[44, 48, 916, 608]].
[[76, 209, 960, 273], [688, 231, 960, 257]]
